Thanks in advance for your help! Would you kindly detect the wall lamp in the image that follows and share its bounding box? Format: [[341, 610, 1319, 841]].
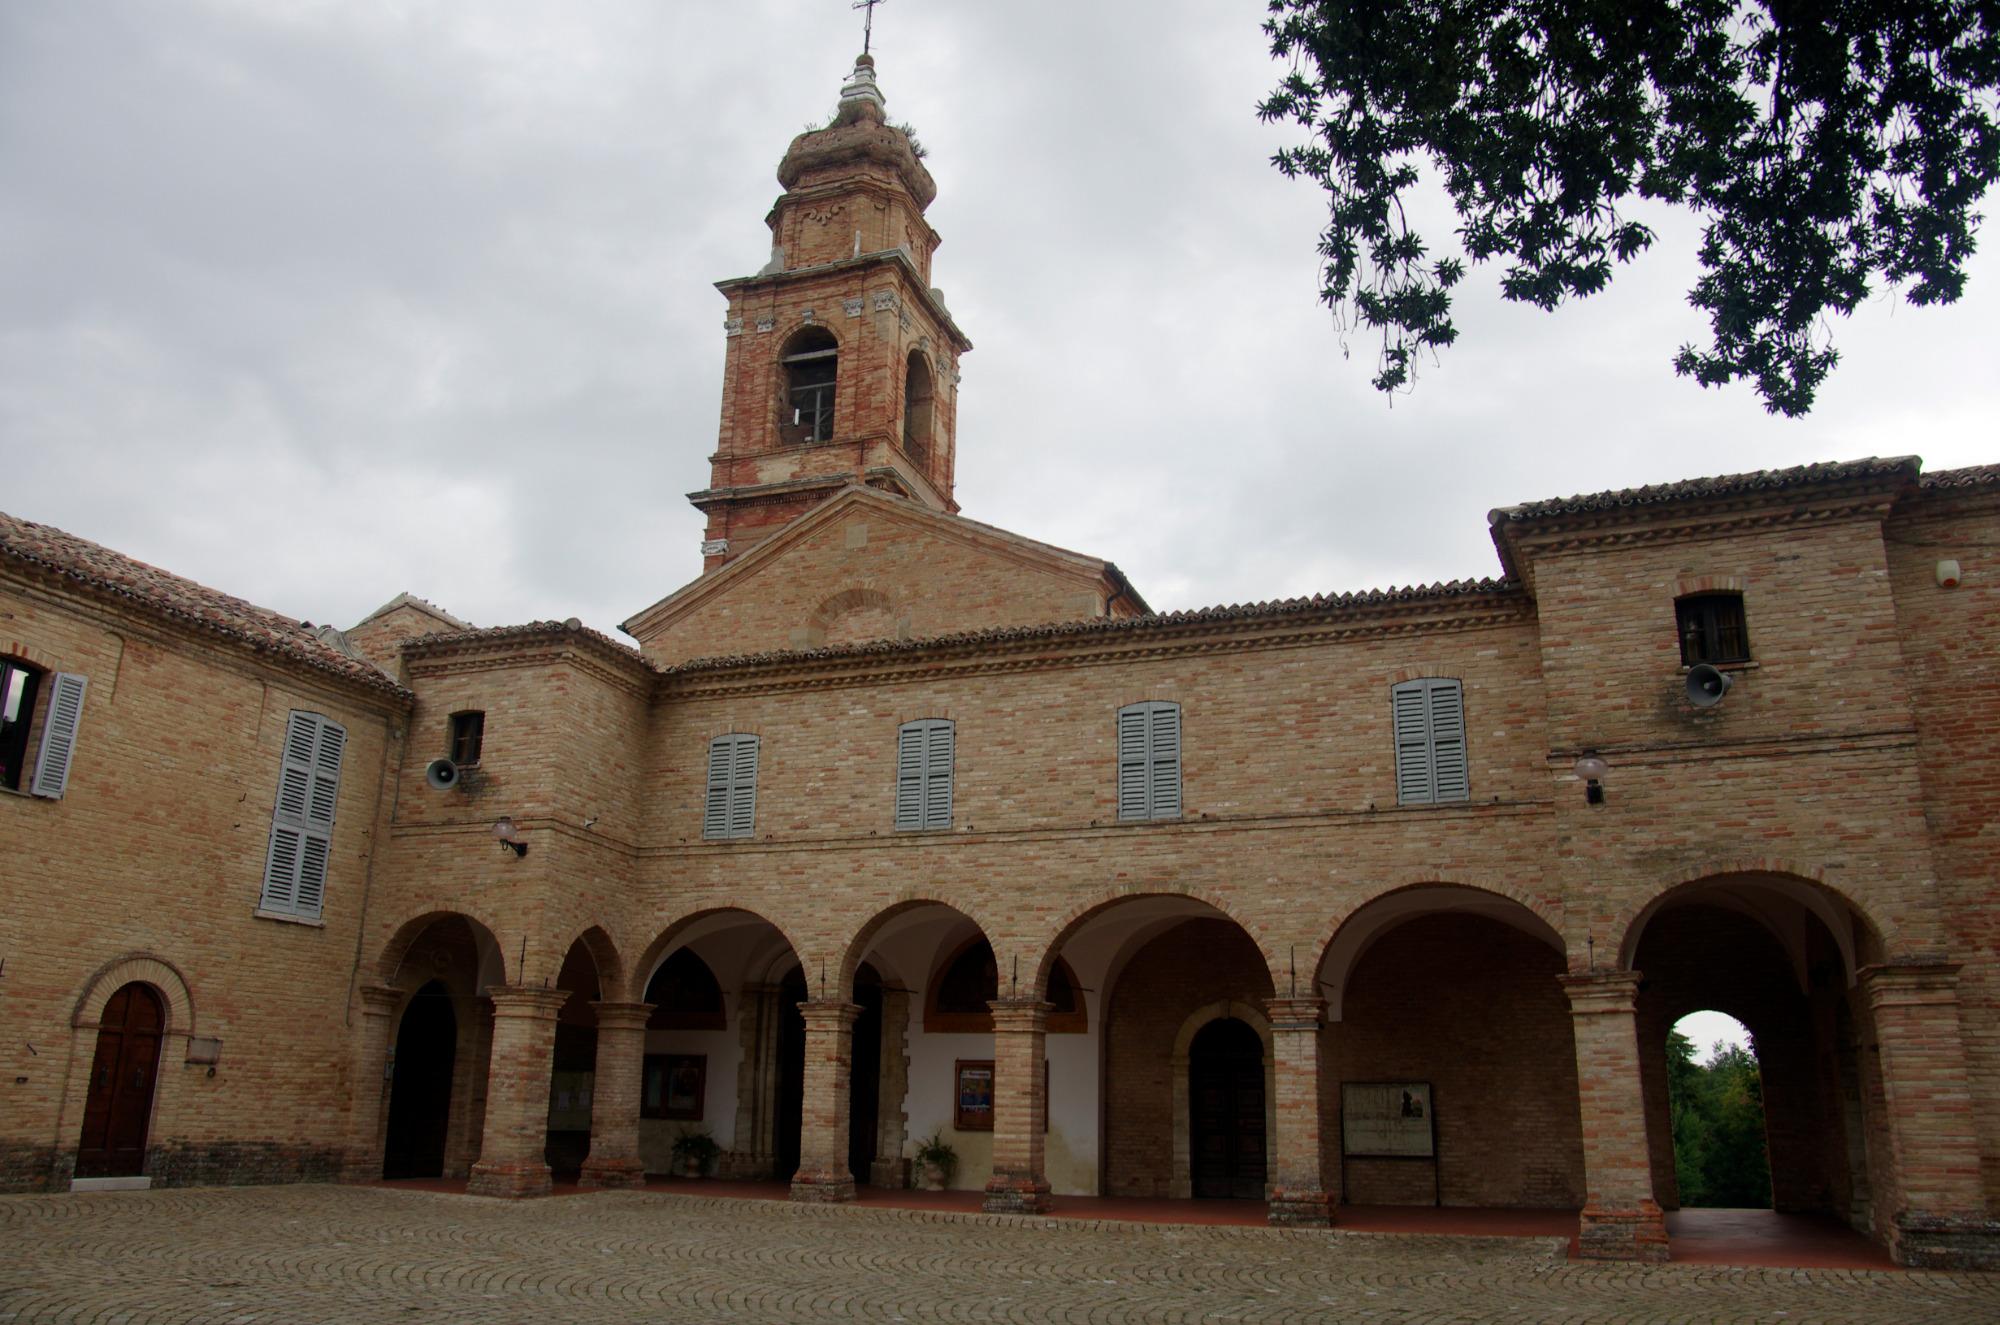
[[491, 817, 530, 857], [1573, 755, 1609, 806]]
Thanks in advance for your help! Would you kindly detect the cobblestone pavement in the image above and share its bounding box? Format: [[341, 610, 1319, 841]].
[[3, 1186, 1995, 1324]]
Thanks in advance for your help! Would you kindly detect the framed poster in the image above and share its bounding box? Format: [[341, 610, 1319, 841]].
[[954, 1059, 994, 1130], [642, 1053, 706, 1121], [1341, 1081, 1435, 1158]]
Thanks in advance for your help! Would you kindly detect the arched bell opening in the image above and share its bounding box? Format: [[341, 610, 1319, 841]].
[[902, 350, 934, 470]]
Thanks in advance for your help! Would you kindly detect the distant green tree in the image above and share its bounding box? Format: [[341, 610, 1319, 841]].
[[1665, 1029, 1774, 1207], [1258, 1, 2000, 415]]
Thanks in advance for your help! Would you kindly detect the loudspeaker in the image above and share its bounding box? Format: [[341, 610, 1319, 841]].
[[424, 757, 460, 790], [1686, 664, 1733, 708]]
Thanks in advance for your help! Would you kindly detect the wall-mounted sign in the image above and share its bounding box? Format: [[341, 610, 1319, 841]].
[[1341, 1081, 1435, 1158]]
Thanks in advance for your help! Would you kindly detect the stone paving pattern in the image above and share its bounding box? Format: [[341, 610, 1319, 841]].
[[2, 1186, 1996, 1324]]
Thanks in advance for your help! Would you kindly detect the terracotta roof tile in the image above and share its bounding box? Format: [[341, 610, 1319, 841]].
[[1918, 463, 2000, 491], [0, 511, 409, 699], [1490, 456, 1921, 525], [406, 619, 656, 667]]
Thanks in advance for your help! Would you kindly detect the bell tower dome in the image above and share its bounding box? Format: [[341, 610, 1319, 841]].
[[692, 54, 974, 571]]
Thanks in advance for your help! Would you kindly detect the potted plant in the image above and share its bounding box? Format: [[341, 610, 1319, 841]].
[[669, 1126, 720, 1179], [913, 1129, 957, 1191]]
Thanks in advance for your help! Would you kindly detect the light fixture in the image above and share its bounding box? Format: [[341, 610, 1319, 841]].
[[491, 817, 529, 857], [1937, 559, 1962, 589], [1573, 755, 1609, 806]]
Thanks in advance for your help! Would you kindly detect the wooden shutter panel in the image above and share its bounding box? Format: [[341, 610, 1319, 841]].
[[895, 722, 926, 831], [703, 737, 733, 839], [28, 672, 86, 799], [1148, 703, 1181, 819], [923, 721, 953, 829], [1116, 705, 1151, 820], [261, 711, 343, 918], [727, 735, 759, 839], [1427, 680, 1469, 802], [1392, 681, 1434, 804]]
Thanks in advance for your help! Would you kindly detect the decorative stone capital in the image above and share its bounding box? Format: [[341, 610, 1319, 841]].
[[798, 999, 862, 1030], [1860, 962, 1963, 1009], [1263, 996, 1325, 1034], [589, 1001, 656, 1033], [987, 998, 1052, 1034], [483, 985, 572, 1020], [358, 985, 405, 1018], [1559, 969, 1644, 1016]]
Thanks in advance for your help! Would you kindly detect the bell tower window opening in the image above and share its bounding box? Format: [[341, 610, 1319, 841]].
[[902, 351, 934, 468], [781, 328, 839, 444]]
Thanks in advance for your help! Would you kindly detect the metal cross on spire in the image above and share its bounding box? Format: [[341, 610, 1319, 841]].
[[853, 0, 884, 55]]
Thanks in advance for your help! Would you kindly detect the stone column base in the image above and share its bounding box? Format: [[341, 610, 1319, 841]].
[[1892, 1212, 2000, 1270], [870, 1155, 910, 1190], [1267, 1188, 1334, 1228], [577, 1157, 647, 1190], [790, 1169, 857, 1203], [1577, 1202, 1669, 1261], [466, 1160, 553, 1200], [982, 1175, 1053, 1215]]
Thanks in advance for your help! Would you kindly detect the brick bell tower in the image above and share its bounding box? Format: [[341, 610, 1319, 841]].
[[692, 54, 974, 571]]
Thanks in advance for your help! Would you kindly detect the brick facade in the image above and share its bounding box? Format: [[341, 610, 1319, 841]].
[[2, 54, 1997, 1271]]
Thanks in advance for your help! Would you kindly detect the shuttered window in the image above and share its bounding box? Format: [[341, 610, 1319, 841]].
[[703, 734, 759, 840], [24, 671, 86, 799], [260, 710, 346, 919], [895, 719, 954, 831], [1116, 701, 1181, 821], [1392, 678, 1469, 805]]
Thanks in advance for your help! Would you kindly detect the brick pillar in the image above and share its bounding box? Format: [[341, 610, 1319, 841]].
[[1561, 970, 1669, 1261], [466, 985, 568, 1199], [1264, 996, 1334, 1227], [790, 999, 859, 1203], [983, 998, 1053, 1214], [578, 1001, 655, 1190], [343, 985, 404, 1182], [1860, 963, 2000, 1269]]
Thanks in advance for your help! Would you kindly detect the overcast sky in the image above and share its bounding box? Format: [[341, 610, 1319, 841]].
[[4, 1, 1996, 638]]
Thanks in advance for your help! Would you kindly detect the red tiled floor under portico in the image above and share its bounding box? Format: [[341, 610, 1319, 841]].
[[374, 1178, 1893, 1269]]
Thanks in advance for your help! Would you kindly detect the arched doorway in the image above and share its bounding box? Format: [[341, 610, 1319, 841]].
[[1189, 1017, 1266, 1199], [383, 981, 456, 1179], [76, 983, 164, 1178]]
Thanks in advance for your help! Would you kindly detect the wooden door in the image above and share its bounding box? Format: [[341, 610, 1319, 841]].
[[383, 983, 457, 1179], [77, 983, 164, 1178], [1189, 1017, 1267, 1200]]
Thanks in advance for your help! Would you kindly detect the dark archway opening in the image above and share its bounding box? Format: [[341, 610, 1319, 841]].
[[77, 982, 164, 1178], [383, 981, 457, 1179], [1666, 1012, 1772, 1209], [773, 966, 808, 1181], [1189, 1017, 1266, 1200], [848, 963, 884, 1183], [902, 351, 934, 468], [544, 941, 603, 1181]]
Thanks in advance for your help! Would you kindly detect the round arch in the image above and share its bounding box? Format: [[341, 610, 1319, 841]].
[[1030, 885, 1282, 999], [1614, 866, 1889, 988], [1167, 999, 1275, 1201], [628, 905, 812, 1003], [836, 894, 1004, 1000], [71, 953, 196, 1036], [376, 908, 509, 987], [1315, 882, 1565, 1021]]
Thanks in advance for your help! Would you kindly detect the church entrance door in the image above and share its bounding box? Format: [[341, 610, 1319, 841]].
[[1189, 1017, 1266, 1200], [383, 982, 457, 1179], [77, 983, 165, 1178]]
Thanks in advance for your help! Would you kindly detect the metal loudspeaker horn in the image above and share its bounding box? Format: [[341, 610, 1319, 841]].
[[424, 757, 461, 790], [1685, 664, 1733, 708]]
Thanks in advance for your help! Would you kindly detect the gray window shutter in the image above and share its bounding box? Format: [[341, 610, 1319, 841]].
[[728, 735, 759, 838], [1392, 679, 1467, 805], [705, 734, 759, 839], [28, 672, 86, 799], [1117, 701, 1180, 820], [1117, 704, 1150, 820], [261, 711, 344, 917], [897, 719, 953, 831]]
